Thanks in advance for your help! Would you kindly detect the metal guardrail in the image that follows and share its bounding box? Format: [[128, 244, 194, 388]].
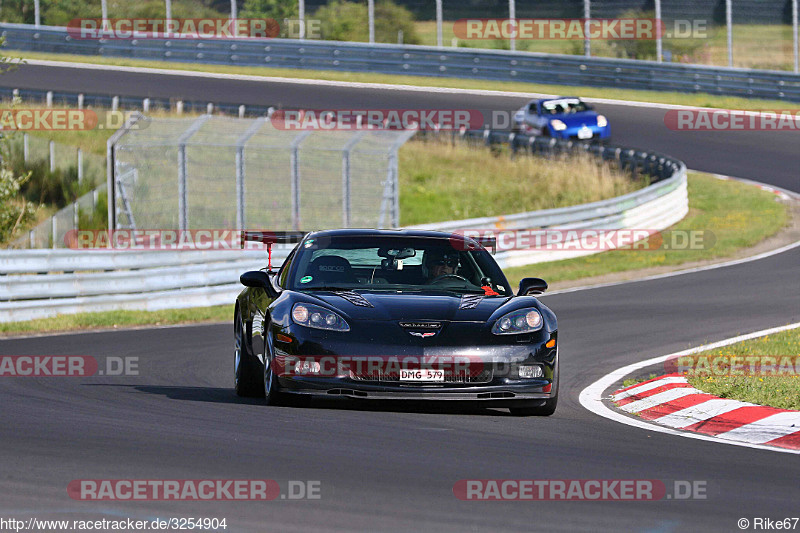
[[2, 22, 800, 102], [0, 132, 687, 322]]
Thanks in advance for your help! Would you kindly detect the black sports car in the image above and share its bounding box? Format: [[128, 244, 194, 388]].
[[234, 229, 558, 416]]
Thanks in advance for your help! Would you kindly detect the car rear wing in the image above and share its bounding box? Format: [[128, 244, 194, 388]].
[[241, 230, 307, 270]]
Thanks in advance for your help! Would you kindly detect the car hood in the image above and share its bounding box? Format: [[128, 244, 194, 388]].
[[549, 111, 599, 127], [305, 290, 513, 322]]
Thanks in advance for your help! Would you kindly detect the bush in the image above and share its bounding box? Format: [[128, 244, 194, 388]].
[[315, 0, 420, 44], [240, 0, 298, 21]]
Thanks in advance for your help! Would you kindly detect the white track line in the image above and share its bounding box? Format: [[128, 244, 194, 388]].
[[579, 322, 800, 455]]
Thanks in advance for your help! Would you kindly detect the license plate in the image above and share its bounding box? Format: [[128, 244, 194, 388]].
[[577, 127, 593, 139], [400, 369, 445, 382]]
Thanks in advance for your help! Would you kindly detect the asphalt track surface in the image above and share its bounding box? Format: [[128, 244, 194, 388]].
[[1, 62, 799, 532]]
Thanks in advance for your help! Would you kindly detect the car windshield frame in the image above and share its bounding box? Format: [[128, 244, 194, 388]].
[[285, 234, 513, 296]]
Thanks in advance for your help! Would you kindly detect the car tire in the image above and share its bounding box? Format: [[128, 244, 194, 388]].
[[509, 394, 557, 417], [263, 337, 292, 406], [234, 312, 265, 398]]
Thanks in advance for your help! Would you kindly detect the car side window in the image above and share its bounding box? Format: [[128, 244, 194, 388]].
[[277, 247, 298, 288]]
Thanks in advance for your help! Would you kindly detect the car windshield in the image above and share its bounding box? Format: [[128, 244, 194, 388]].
[[541, 98, 590, 114], [287, 235, 512, 296]]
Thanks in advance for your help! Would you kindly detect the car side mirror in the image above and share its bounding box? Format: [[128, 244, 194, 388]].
[[240, 271, 279, 298], [519, 277, 548, 296]]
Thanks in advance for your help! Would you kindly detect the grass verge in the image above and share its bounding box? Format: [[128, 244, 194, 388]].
[[399, 137, 639, 225], [0, 305, 233, 336], [15, 51, 795, 111], [685, 327, 800, 410], [504, 172, 789, 287]]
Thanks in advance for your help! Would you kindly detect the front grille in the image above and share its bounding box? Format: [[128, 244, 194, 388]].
[[350, 368, 493, 384]]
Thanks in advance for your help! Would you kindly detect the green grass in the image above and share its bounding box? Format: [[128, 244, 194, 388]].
[[399, 137, 639, 225], [622, 373, 658, 388], [504, 172, 789, 287], [686, 327, 800, 410], [0, 305, 233, 336], [414, 22, 799, 72], [14, 51, 797, 112]]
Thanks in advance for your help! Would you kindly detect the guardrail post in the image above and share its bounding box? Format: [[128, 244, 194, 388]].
[[176, 101, 184, 115], [77, 93, 84, 109], [46, 91, 53, 107], [112, 96, 119, 112], [49, 140, 55, 172], [207, 103, 214, 114], [77, 148, 83, 182], [239, 105, 246, 118], [143, 98, 150, 113]]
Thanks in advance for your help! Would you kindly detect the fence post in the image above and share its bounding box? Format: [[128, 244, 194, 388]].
[[234, 117, 266, 230], [584, 0, 591, 57], [508, 0, 516, 52], [176, 115, 211, 231], [655, 0, 662, 62], [290, 130, 312, 231], [726, 0, 733, 67], [23, 133, 28, 163], [435, 0, 443, 48], [73, 201, 79, 230], [368, 0, 375, 44], [341, 131, 366, 228], [49, 140, 55, 172], [51, 215, 56, 249], [793, 0, 799, 74], [77, 148, 83, 183]]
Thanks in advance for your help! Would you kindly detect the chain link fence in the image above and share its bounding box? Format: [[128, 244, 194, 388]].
[[110, 115, 416, 232], [7, 133, 107, 249]]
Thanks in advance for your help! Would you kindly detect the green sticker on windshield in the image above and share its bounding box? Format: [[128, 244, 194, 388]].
[[300, 275, 313, 283], [304, 239, 315, 248]]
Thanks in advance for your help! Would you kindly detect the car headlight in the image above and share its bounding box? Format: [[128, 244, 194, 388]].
[[492, 308, 543, 335], [549, 119, 567, 131], [291, 303, 350, 331], [597, 115, 608, 127]]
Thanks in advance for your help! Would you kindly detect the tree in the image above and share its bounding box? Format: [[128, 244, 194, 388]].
[[315, 0, 419, 44]]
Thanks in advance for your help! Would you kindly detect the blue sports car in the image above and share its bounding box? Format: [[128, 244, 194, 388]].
[[513, 97, 610, 141]]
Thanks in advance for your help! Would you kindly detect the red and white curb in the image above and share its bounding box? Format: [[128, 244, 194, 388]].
[[579, 322, 800, 454], [612, 374, 800, 450]]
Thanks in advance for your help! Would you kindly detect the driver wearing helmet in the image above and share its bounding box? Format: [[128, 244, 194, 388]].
[[423, 249, 459, 282]]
